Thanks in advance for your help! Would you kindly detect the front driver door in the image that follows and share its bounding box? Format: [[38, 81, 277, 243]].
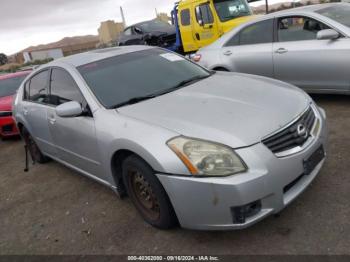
[[273, 16, 350, 92], [193, 1, 219, 50], [46, 68, 103, 178], [221, 19, 274, 77]]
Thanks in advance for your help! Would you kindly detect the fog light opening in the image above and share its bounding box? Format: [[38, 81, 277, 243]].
[[231, 200, 262, 224]]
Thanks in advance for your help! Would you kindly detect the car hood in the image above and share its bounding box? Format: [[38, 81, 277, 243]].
[[0, 95, 14, 112], [118, 72, 310, 148]]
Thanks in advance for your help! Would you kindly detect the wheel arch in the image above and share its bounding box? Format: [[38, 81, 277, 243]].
[[212, 66, 230, 72], [15, 116, 32, 137], [109, 140, 167, 196]]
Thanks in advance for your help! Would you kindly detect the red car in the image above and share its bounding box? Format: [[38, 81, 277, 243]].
[[0, 71, 31, 138]]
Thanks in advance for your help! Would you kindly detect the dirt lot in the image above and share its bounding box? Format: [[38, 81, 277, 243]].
[[0, 94, 349, 255]]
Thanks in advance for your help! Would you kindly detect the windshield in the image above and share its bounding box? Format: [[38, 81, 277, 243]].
[[78, 49, 211, 108], [214, 0, 251, 22], [137, 20, 173, 33], [316, 5, 350, 28], [0, 75, 27, 97]]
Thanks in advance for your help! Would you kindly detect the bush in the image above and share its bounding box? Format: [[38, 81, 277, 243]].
[[0, 53, 8, 66], [22, 58, 54, 67]]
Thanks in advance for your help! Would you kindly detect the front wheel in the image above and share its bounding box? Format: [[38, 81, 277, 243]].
[[122, 155, 177, 229]]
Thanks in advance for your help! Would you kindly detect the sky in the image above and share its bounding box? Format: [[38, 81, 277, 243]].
[[0, 0, 287, 55]]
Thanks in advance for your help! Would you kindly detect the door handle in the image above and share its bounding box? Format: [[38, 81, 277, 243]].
[[275, 48, 288, 54], [195, 33, 200, 40], [223, 50, 232, 56], [48, 117, 56, 125], [23, 108, 28, 116]]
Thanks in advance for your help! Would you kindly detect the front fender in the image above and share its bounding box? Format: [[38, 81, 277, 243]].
[[94, 110, 193, 186]]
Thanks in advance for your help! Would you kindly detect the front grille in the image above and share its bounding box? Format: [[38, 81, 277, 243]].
[[263, 107, 316, 154], [0, 111, 12, 117], [2, 124, 13, 133]]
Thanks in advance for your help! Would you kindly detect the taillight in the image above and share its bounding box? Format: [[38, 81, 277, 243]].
[[192, 54, 202, 63]]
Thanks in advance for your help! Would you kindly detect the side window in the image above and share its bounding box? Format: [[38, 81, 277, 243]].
[[28, 70, 49, 103], [49, 68, 85, 107], [124, 28, 132, 36], [195, 4, 214, 25], [226, 33, 240, 46], [239, 19, 274, 45], [23, 80, 30, 100], [278, 16, 330, 42], [181, 9, 191, 26]]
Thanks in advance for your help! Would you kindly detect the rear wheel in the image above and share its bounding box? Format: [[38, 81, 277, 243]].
[[22, 128, 50, 164], [122, 155, 177, 229]]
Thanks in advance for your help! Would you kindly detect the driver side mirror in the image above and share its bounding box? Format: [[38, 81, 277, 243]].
[[56, 101, 83, 118], [317, 29, 340, 40], [134, 27, 143, 34]]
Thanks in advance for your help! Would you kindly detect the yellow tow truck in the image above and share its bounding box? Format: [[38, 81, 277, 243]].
[[169, 0, 256, 53]]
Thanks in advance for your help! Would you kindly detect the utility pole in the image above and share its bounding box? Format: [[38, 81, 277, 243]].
[[120, 6, 126, 28], [265, 0, 269, 14]]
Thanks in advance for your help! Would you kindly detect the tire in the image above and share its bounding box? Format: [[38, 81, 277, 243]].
[[122, 155, 177, 229], [22, 128, 50, 164]]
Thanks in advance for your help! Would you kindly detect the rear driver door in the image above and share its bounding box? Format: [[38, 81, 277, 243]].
[[22, 69, 57, 157]]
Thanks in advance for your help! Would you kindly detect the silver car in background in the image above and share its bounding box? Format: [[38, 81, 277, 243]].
[[14, 46, 327, 230], [195, 3, 350, 94]]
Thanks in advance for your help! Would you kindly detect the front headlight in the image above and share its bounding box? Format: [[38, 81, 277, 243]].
[[167, 137, 247, 177]]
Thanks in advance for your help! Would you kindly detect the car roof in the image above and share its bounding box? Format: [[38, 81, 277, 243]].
[[46, 46, 155, 68], [0, 71, 31, 81], [264, 3, 346, 18]]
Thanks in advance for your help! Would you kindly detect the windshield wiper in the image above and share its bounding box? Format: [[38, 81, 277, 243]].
[[111, 74, 212, 109], [110, 94, 157, 109], [172, 74, 212, 90]]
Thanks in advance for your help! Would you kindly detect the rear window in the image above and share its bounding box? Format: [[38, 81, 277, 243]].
[[0, 75, 27, 97], [78, 49, 210, 108], [316, 5, 350, 28]]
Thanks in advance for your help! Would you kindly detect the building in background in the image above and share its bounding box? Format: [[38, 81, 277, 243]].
[[12, 35, 99, 64], [23, 48, 64, 63], [156, 12, 171, 23], [98, 20, 125, 45]]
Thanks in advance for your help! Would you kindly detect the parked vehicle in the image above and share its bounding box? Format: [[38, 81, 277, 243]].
[[118, 0, 255, 54], [195, 3, 350, 94], [0, 71, 30, 138], [171, 0, 255, 53], [118, 19, 177, 49], [14, 46, 327, 230]]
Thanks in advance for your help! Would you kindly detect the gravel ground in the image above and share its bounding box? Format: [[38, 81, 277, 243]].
[[0, 94, 349, 255]]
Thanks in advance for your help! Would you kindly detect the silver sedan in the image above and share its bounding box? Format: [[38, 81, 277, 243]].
[[195, 3, 350, 94], [14, 46, 327, 230]]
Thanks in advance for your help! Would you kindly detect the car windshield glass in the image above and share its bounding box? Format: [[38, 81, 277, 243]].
[[77, 49, 211, 108], [137, 20, 173, 33], [214, 0, 251, 22], [316, 5, 350, 28], [0, 75, 26, 97]]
